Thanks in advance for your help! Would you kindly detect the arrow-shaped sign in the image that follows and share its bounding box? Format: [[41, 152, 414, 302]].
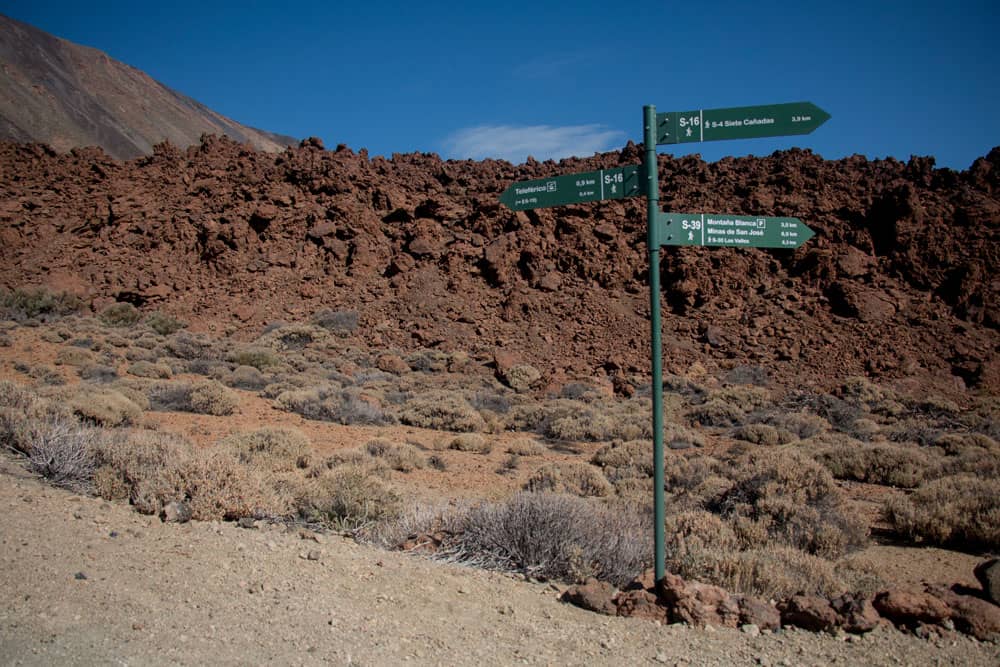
[[656, 212, 814, 249], [499, 165, 642, 211], [656, 102, 830, 145]]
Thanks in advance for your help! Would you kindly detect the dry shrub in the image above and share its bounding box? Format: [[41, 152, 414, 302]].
[[357, 501, 470, 550], [400, 391, 484, 432], [931, 446, 1000, 480], [931, 432, 998, 456], [0, 383, 73, 452], [278, 385, 393, 426], [145, 312, 186, 336], [762, 411, 830, 439], [312, 309, 359, 335], [885, 474, 1000, 550], [99, 303, 142, 327], [162, 331, 217, 361], [592, 439, 720, 502], [127, 360, 172, 379], [448, 433, 492, 454], [452, 492, 649, 586], [660, 510, 845, 597], [841, 377, 904, 417], [497, 453, 521, 475], [21, 416, 99, 490], [0, 380, 38, 412], [611, 476, 654, 504], [182, 451, 291, 520], [405, 349, 450, 373], [592, 439, 651, 480], [365, 438, 426, 471], [545, 406, 615, 441], [93, 430, 288, 520], [813, 441, 931, 488], [189, 380, 238, 416], [503, 364, 542, 393], [0, 286, 82, 320], [220, 427, 312, 472], [55, 347, 94, 367], [92, 430, 192, 512], [711, 385, 772, 411], [734, 423, 791, 446], [228, 365, 267, 390], [256, 323, 326, 351], [687, 400, 746, 427], [698, 546, 846, 599], [227, 346, 280, 370], [710, 449, 867, 558], [524, 462, 613, 498], [296, 464, 401, 529], [79, 364, 119, 383], [506, 398, 677, 443], [64, 386, 143, 427], [506, 437, 547, 456]]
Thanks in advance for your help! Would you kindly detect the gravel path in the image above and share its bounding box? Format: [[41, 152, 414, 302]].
[[1, 458, 997, 666]]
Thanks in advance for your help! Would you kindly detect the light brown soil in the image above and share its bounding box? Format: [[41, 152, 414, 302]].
[[2, 457, 998, 667]]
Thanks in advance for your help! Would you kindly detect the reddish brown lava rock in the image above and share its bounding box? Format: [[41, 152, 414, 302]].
[[736, 596, 781, 631], [657, 573, 740, 628], [872, 590, 952, 628], [777, 595, 839, 633], [974, 558, 1000, 607], [561, 578, 617, 616], [925, 584, 1000, 641], [615, 589, 669, 623], [831, 593, 882, 634]]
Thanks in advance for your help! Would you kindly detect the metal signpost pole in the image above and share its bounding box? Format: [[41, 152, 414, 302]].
[[643, 104, 666, 581]]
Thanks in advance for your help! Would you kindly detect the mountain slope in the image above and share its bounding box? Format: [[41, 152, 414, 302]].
[[0, 13, 296, 160]]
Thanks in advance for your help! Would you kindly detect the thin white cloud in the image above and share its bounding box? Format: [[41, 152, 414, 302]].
[[443, 124, 625, 164]]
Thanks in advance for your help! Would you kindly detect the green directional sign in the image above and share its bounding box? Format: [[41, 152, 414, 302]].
[[656, 102, 830, 145], [499, 164, 642, 211], [656, 212, 814, 249]]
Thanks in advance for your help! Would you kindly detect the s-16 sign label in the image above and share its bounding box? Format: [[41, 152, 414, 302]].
[[499, 165, 641, 211], [656, 213, 814, 249]]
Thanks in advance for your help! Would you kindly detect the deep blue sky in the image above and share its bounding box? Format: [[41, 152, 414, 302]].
[[2, 1, 997, 169]]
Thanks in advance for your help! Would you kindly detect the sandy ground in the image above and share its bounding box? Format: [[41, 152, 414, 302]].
[[1, 456, 998, 667]]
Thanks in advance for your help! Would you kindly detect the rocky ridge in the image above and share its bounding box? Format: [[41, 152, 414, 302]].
[[0, 136, 997, 397]]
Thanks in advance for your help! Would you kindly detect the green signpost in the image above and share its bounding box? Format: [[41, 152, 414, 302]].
[[501, 101, 828, 582], [657, 213, 814, 248], [499, 165, 642, 210], [656, 101, 830, 144]]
